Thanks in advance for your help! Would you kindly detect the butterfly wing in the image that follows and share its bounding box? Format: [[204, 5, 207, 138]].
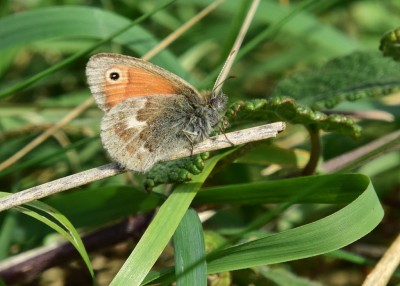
[[100, 94, 196, 172], [86, 53, 203, 111], [86, 53, 204, 172]]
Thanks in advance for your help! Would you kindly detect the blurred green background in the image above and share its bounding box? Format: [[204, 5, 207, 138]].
[[0, 0, 399, 285]]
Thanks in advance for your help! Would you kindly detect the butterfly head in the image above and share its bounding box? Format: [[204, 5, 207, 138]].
[[208, 89, 227, 112]]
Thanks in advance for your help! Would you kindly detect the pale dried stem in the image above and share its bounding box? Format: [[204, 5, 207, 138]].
[[0, 97, 95, 171], [362, 233, 400, 286], [143, 0, 224, 61], [0, 122, 285, 212], [322, 129, 400, 173], [213, 0, 260, 94]]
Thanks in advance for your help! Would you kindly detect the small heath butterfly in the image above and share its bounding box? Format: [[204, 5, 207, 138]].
[[86, 53, 227, 172]]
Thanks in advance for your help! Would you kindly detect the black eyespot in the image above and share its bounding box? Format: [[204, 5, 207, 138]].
[[109, 72, 120, 81]]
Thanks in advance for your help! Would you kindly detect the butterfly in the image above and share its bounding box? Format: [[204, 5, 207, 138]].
[[86, 53, 228, 172]]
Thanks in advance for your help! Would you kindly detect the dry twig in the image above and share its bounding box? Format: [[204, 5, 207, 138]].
[[362, 233, 400, 286], [0, 122, 285, 212]]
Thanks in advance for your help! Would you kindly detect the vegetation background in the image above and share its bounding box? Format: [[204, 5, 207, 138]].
[[0, 0, 399, 285]]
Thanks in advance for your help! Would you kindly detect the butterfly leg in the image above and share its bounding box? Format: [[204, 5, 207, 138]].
[[182, 129, 198, 156], [217, 116, 234, 146]]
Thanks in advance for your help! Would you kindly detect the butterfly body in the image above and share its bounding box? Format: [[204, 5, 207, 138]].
[[86, 53, 227, 172]]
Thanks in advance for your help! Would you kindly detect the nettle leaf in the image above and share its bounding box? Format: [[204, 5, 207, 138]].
[[145, 153, 209, 190], [226, 98, 361, 137], [271, 51, 400, 110], [225, 51, 400, 138], [380, 27, 400, 61]]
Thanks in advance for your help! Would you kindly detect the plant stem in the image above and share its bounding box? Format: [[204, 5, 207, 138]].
[[302, 124, 321, 175]]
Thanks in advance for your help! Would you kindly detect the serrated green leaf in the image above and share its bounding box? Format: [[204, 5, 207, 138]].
[[227, 98, 361, 137], [271, 51, 400, 110]]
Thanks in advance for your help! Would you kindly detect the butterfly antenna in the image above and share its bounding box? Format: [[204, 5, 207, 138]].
[[213, 0, 260, 95], [212, 75, 235, 96]]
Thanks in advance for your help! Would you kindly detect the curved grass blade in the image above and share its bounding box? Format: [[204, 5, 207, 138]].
[[205, 174, 383, 273], [144, 173, 383, 283], [195, 173, 365, 205], [0, 192, 94, 278]]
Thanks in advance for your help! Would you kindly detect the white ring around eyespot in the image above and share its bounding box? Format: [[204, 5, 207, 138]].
[[105, 68, 123, 83]]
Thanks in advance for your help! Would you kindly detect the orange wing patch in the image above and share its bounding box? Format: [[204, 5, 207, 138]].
[[102, 64, 181, 109]]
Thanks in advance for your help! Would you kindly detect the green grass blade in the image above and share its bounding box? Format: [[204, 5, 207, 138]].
[[110, 151, 232, 286], [0, 193, 94, 278], [173, 209, 207, 286], [195, 173, 364, 205], [0, 213, 17, 259], [259, 266, 322, 286], [206, 174, 383, 273], [46, 186, 162, 228], [0, 136, 96, 179], [142, 173, 383, 283]]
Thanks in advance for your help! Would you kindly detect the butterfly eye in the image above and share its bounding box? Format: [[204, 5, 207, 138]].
[[106, 68, 122, 83]]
